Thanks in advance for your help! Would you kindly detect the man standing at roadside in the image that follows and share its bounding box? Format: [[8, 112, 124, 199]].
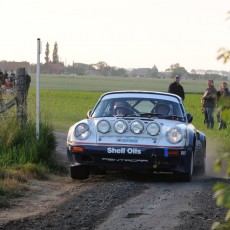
[[216, 82, 230, 130], [168, 75, 185, 100], [201, 79, 217, 129]]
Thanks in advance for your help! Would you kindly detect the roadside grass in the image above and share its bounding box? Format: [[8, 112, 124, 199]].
[[0, 117, 56, 167], [0, 178, 28, 208], [0, 113, 66, 207], [0, 163, 54, 207]]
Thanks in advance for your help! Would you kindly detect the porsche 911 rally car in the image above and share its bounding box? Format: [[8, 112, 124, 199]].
[[67, 91, 206, 181]]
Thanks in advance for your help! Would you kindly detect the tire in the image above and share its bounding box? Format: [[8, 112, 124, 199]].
[[178, 153, 194, 182], [194, 158, 206, 176], [70, 165, 90, 180]]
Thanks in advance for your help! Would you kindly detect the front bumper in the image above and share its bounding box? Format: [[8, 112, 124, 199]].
[[67, 145, 193, 174]]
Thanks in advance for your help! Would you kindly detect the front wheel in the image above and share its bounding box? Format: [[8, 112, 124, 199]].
[[70, 165, 90, 180], [194, 157, 206, 176], [178, 153, 194, 182]]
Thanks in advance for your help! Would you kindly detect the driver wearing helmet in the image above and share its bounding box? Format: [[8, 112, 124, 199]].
[[155, 103, 170, 115], [114, 101, 131, 116]]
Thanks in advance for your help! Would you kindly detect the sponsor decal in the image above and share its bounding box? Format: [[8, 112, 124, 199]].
[[164, 148, 168, 157], [117, 138, 138, 143], [102, 158, 147, 163], [107, 147, 141, 154]]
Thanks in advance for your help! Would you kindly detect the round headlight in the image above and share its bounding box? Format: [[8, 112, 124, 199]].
[[74, 123, 90, 140], [166, 127, 183, 144], [130, 120, 144, 134], [97, 120, 111, 133], [147, 122, 160, 136], [114, 120, 128, 134]]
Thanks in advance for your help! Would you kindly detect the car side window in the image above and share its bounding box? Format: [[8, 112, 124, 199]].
[[92, 100, 113, 117], [171, 102, 183, 117]]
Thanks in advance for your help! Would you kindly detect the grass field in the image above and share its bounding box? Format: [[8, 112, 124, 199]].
[[0, 73, 222, 142], [29, 74, 224, 94], [27, 90, 204, 132], [25, 74, 227, 132], [25, 74, 218, 132], [27, 90, 102, 131]]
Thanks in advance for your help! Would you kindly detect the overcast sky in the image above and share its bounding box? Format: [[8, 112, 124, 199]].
[[1, 0, 230, 71]]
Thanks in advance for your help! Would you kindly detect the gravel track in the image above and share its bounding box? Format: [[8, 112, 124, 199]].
[[0, 132, 228, 230]]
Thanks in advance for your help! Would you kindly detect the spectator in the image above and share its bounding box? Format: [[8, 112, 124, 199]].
[[4, 78, 13, 93], [4, 78, 12, 89], [0, 87, 3, 107], [168, 75, 185, 100], [201, 79, 217, 129], [3, 70, 8, 77], [0, 69, 3, 85], [9, 70, 16, 83], [2, 70, 8, 85], [216, 82, 230, 130], [23, 71, 31, 111], [25, 72, 31, 95]]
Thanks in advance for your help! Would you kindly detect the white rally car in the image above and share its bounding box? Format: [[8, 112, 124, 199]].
[[67, 91, 206, 181]]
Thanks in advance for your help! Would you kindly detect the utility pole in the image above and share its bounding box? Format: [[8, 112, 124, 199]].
[[36, 38, 41, 140]]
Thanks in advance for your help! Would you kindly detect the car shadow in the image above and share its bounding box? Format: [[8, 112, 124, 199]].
[[95, 170, 191, 183]]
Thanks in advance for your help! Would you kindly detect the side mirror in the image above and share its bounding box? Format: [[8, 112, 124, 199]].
[[186, 113, 193, 123], [87, 110, 92, 118]]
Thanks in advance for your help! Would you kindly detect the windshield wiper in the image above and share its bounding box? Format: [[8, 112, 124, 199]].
[[158, 115, 186, 121], [115, 113, 140, 117], [139, 113, 161, 118]]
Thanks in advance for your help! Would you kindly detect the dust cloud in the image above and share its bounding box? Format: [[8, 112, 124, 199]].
[[205, 136, 227, 178]]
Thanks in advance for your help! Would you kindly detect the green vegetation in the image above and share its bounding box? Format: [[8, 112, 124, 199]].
[[26, 90, 205, 132], [0, 113, 64, 207], [29, 74, 224, 93], [211, 97, 230, 230], [27, 90, 101, 131], [0, 117, 56, 167]]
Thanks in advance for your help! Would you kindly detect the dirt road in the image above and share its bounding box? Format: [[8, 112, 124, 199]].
[[0, 132, 227, 230]]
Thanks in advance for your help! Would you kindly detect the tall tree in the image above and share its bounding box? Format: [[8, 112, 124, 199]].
[[151, 65, 159, 78], [165, 63, 187, 78], [52, 42, 59, 64], [93, 61, 108, 75], [44, 42, 50, 63]]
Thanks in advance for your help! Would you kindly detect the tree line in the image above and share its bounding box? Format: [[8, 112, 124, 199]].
[[0, 41, 228, 79]]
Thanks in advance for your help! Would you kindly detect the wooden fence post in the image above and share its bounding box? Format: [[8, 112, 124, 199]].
[[15, 68, 27, 128]]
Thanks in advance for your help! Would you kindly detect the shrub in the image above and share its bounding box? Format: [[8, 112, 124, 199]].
[[0, 117, 56, 167]]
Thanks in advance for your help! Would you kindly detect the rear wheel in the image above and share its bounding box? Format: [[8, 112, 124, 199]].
[[70, 165, 90, 180]]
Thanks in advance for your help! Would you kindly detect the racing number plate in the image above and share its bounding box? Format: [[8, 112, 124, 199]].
[[116, 137, 138, 144]]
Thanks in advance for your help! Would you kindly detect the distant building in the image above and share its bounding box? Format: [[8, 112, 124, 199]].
[[0, 61, 30, 73], [0, 61, 65, 75]]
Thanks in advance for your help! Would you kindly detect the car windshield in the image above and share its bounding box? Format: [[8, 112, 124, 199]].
[[91, 96, 186, 121]]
